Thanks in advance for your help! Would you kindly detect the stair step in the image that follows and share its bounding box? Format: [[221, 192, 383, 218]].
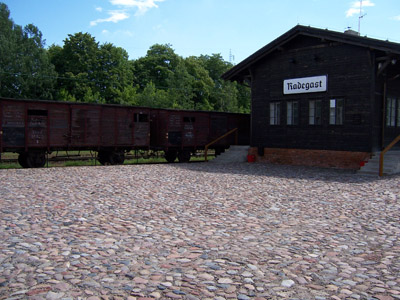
[[210, 145, 249, 164], [358, 150, 400, 175], [228, 146, 251, 151], [362, 163, 395, 168]]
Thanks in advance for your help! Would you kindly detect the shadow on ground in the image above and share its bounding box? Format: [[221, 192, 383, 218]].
[[171, 161, 399, 184]]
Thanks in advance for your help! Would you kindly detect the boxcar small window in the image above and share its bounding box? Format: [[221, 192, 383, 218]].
[[28, 109, 48, 116], [270, 102, 281, 125], [287, 101, 299, 125], [184, 117, 196, 123], [309, 100, 322, 125], [329, 99, 344, 125], [134, 113, 148, 122]]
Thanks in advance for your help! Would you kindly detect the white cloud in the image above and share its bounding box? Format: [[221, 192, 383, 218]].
[[393, 15, 400, 21], [90, 10, 130, 26], [110, 0, 165, 16], [346, 0, 375, 18], [101, 29, 134, 38], [91, 0, 164, 27]]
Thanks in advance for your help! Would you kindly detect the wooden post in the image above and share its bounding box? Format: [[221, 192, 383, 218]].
[[379, 152, 384, 177], [379, 134, 400, 176]]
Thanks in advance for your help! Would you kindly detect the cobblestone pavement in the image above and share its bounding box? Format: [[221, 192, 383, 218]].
[[0, 163, 399, 300]]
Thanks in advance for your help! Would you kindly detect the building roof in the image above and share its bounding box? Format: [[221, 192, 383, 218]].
[[222, 25, 400, 82]]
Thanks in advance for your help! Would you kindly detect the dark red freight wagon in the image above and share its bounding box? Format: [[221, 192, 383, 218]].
[[0, 98, 150, 167], [149, 109, 210, 162], [1, 98, 249, 167], [149, 108, 250, 162]]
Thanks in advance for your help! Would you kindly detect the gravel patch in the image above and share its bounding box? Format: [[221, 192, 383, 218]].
[[0, 163, 399, 300]]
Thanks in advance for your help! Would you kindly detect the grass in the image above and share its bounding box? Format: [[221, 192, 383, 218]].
[[0, 162, 21, 169], [0, 151, 214, 169]]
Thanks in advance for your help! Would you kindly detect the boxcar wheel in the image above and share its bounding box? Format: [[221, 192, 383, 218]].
[[18, 153, 29, 168], [97, 151, 109, 165], [24, 151, 46, 168], [109, 151, 125, 165], [98, 151, 125, 165], [178, 150, 191, 163], [164, 150, 177, 163]]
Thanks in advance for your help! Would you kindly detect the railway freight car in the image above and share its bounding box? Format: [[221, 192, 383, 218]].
[[150, 109, 250, 163], [0, 98, 250, 168], [0, 98, 150, 167]]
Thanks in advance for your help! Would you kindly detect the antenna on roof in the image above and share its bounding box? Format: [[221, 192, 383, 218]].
[[358, 0, 367, 35], [229, 49, 235, 64]]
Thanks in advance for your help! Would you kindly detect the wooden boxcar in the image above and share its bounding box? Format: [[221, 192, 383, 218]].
[[0, 98, 250, 167], [150, 109, 250, 162], [0, 98, 150, 167]]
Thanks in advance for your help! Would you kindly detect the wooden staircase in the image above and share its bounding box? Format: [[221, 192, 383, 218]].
[[210, 145, 250, 164]]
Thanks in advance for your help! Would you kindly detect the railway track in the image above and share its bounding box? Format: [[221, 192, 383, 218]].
[[0, 151, 212, 165]]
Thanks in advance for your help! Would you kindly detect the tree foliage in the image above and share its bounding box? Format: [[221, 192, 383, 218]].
[[133, 44, 180, 90], [0, 3, 56, 99], [49, 32, 134, 103], [0, 3, 250, 112]]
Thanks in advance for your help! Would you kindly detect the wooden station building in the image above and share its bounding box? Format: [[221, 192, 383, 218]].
[[222, 25, 400, 169]]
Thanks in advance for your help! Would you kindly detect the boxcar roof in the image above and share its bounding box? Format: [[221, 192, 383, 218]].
[[222, 25, 400, 83], [0, 97, 248, 116]]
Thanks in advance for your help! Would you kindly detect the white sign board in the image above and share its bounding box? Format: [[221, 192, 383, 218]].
[[284, 75, 327, 95]]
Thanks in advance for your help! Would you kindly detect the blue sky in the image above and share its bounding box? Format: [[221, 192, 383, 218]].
[[3, 0, 400, 63]]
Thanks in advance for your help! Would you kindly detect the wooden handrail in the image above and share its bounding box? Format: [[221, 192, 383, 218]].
[[379, 134, 400, 176], [204, 128, 238, 162]]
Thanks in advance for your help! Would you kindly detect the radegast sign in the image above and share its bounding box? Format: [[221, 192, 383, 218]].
[[284, 75, 327, 95]]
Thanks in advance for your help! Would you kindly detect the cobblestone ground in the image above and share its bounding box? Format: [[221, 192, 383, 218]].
[[0, 163, 399, 300]]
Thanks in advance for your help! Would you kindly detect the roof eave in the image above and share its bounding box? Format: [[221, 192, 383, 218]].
[[221, 25, 400, 82]]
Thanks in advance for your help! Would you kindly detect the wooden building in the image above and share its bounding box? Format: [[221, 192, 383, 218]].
[[222, 25, 400, 169]]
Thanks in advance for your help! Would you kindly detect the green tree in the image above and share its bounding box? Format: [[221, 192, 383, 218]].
[[49, 32, 101, 102], [0, 3, 56, 99], [133, 44, 180, 90], [97, 43, 134, 103], [183, 56, 214, 110], [82, 87, 102, 103], [166, 58, 195, 109], [236, 83, 251, 113], [198, 54, 231, 83], [136, 82, 170, 108], [116, 85, 139, 106], [57, 88, 76, 102], [163, 56, 215, 110], [198, 53, 250, 113], [49, 32, 134, 103]]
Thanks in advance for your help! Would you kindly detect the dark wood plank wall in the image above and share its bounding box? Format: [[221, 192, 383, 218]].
[[251, 37, 377, 152], [382, 68, 400, 148]]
